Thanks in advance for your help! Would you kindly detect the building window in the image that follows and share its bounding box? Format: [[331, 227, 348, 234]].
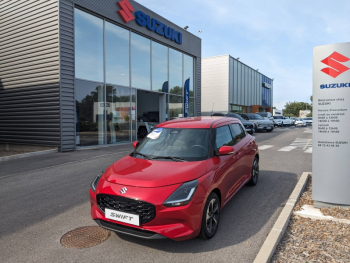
[[106, 85, 131, 144], [75, 79, 105, 146], [169, 95, 183, 119], [105, 22, 130, 86], [152, 41, 168, 92], [131, 32, 151, 90], [74, 9, 103, 82], [230, 104, 243, 113], [184, 54, 194, 97], [169, 48, 183, 95]]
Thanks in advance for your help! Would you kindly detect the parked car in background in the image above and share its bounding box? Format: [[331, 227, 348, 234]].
[[302, 117, 313, 126], [273, 116, 292, 127], [290, 117, 297, 126], [137, 116, 158, 138], [255, 112, 274, 122], [90, 117, 259, 241], [295, 118, 303, 126], [240, 113, 274, 132], [212, 112, 255, 135]]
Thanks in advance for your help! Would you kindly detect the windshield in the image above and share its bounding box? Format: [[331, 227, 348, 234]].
[[273, 116, 283, 119], [245, 114, 264, 120], [134, 128, 210, 161], [257, 113, 267, 117], [304, 117, 312, 120]]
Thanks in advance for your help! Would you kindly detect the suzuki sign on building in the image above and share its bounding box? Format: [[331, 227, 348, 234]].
[[117, 0, 182, 44], [313, 42, 350, 207]]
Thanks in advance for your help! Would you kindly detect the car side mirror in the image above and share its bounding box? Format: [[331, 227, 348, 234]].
[[218, 146, 234, 155], [132, 141, 139, 149]]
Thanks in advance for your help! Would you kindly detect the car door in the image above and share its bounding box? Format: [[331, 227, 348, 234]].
[[226, 123, 250, 196], [214, 125, 243, 202]]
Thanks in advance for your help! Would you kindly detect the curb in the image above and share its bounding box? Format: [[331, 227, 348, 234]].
[[253, 172, 311, 263], [0, 149, 58, 162]]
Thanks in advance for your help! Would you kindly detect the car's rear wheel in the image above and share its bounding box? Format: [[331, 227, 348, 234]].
[[200, 192, 220, 239], [247, 157, 259, 186]]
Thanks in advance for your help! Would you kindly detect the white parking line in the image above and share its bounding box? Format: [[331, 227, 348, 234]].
[[278, 146, 297, 152], [259, 145, 274, 150], [304, 147, 312, 153]]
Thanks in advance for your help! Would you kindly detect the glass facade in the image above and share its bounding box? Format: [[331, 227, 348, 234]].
[[262, 76, 271, 107], [105, 21, 130, 86], [74, 8, 195, 147], [169, 48, 183, 95], [152, 41, 168, 93], [131, 33, 151, 90], [75, 80, 105, 146], [74, 9, 103, 82]]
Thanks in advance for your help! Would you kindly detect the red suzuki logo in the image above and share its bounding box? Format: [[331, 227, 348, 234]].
[[117, 0, 135, 23], [321, 51, 349, 78]]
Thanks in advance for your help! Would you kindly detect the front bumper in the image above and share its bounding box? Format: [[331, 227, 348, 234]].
[[90, 179, 205, 241], [256, 125, 273, 130]]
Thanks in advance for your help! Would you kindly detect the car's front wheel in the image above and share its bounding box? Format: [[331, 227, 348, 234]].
[[200, 192, 220, 239], [247, 157, 259, 186]]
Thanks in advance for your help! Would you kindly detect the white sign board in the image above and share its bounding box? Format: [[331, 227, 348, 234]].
[[313, 42, 350, 207]]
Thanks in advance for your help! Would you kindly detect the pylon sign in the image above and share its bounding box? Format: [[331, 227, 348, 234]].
[[313, 42, 350, 207]]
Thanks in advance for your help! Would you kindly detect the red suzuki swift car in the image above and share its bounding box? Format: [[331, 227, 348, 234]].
[[90, 117, 259, 241]]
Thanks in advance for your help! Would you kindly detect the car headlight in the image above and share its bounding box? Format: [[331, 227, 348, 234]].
[[163, 180, 198, 207], [91, 172, 104, 192]]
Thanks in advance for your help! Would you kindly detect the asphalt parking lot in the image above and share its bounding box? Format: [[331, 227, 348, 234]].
[[0, 126, 312, 263]]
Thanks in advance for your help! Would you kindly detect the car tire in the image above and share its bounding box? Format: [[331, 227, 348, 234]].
[[138, 127, 148, 138], [247, 157, 259, 186], [199, 192, 220, 240]]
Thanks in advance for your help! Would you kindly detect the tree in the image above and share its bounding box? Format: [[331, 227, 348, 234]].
[[306, 112, 312, 117], [284, 101, 312, 117], [273, 106, 276, 109]]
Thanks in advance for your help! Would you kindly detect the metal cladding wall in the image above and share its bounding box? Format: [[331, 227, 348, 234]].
[[59, 0, 75, 151], [201, 55, 229, 113], [0, 0, 61, 147], [195, 57, 201, 115]]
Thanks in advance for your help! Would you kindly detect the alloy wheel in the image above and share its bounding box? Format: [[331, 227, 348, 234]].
[[206, 198, 219, 234], [252, 159, 259, 184]]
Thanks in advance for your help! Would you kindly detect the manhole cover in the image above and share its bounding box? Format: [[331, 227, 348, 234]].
[[60, 226, 111, 249]]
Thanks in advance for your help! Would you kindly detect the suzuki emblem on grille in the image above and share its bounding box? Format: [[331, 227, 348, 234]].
[[120, 187, 127, 194]]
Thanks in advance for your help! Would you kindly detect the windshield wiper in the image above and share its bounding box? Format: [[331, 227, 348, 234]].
[[151, 156, 187, 162], [134, 152, 151, 159]]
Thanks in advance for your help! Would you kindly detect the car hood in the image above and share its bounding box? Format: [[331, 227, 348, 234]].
[[240, 120, 254, 126], [250, 119, 273, 124], [104, 155, 207, 188]]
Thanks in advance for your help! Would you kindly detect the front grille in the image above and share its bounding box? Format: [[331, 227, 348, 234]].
[[97, 194, 156, 224]]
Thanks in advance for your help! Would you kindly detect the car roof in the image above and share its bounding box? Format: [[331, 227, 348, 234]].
[[157, 116, 240, 129]]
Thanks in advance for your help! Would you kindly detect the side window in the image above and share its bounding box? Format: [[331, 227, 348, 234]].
[[240, 114, 249, 120], [215, 126, 234, 149], [230, 123, 246, 144]]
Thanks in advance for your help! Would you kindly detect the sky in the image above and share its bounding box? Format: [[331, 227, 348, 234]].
[[137, 0, 350, 110]]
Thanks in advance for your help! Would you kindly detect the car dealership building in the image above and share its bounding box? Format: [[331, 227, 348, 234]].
[[201, 55, 273, 115], [0, 0, 201, 151]]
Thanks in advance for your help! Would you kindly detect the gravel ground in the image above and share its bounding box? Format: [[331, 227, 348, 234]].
[[321, 207, 350, 220], [0, 150, 31, 157], [271, 176, 350, 263]]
